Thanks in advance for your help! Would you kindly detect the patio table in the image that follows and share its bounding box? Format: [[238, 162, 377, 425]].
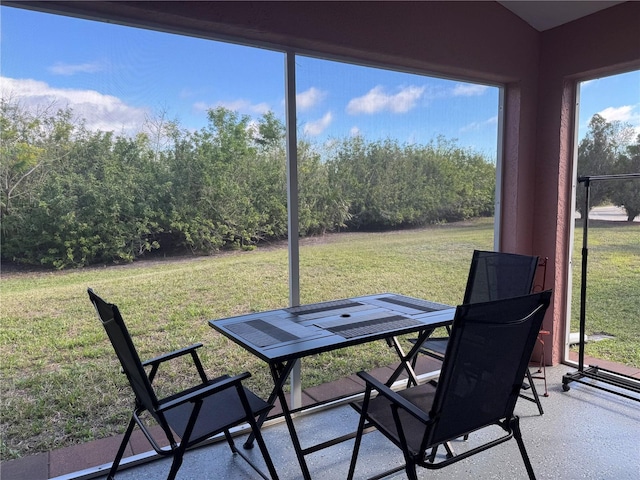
[[209, 293, 455, 480]]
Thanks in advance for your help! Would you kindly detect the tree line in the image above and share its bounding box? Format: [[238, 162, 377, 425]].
[[1, 100, 496, 268], [7, 99, 636, 269], [576, 114, 640, 221]]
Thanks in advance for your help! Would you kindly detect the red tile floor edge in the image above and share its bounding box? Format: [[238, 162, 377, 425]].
[[567, 352, 640, 378]]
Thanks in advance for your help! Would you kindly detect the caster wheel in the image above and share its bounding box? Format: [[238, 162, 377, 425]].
[[562, 383, 570, 392]]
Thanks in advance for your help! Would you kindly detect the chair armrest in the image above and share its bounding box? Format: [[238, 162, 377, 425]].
[[157, 372, 252, 412], [142, 343, 204, 368], [357, 371, 431, 424]]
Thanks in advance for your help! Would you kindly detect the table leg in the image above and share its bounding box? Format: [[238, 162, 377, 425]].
[[386, 328, 435, 387], [243, 360, 296, 449], [274, 370, 313, 480], [242, 360, 313, 479]]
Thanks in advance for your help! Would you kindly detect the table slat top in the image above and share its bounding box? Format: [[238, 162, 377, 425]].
[[209, 293, 455, 363]]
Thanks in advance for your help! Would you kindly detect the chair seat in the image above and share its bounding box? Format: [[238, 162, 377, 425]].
[[353, 382, 438, 456], [162, 380, 272, 444], [417, 338, 448, 357]]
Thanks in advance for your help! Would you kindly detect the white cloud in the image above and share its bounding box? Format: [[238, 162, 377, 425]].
[[598, 105, 640, 139], [297, 87, 327, 111], [303, 112, 333, 136], [346, 85, 425, 115], [350, 126, 361, 137], [460, 115, 498, 133], [452, 84, 489, 97], [0, 76, 148, 133], [48, 61, 107, 76], [598, 105, 635, 123], [194, 98, 271, 115]]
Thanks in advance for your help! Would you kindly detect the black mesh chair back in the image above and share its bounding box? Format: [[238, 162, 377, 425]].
[[88, 289, 159, 416], [428, 291, 550, 446], [464, 250, 539, 304], [348, 290, 552, 480], [414, 249, 539, 361]]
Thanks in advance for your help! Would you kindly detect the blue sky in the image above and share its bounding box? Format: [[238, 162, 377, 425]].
[[1, 6, 639, 160]]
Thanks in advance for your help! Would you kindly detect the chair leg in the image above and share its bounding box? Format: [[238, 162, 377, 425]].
[[540, 361, 549, 397], [404, 461, 419, 480], [107, 415, 136, 480], [526, 368, 544, 415], [347, 393, 371, 480], [347, 419, 365, 480], [444, 441, 456, 457], [223, 429, 238, 454], [512, 416, 537, 480], [427, 444, 438, 462], [167, 450, 185, 480], [222, 426, 278, 480], [250, 418, 280, 480], [532, 333, 549, 397], [166, 401, 201, 480]]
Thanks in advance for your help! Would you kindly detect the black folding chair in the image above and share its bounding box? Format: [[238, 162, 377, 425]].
[[412, 249, 545, 414], [88, 288, 279, 480], [349, 290, 551, 480]]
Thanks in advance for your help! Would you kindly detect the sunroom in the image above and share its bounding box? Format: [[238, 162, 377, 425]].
[[2, 2, 639, 479]]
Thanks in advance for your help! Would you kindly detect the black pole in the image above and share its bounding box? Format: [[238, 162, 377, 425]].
[[578, 177, 591, 372], [575, 174, 638, 370]]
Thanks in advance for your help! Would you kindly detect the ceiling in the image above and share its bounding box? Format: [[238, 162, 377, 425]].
[[498, 1, 625, 31], [3, 1, 626, 33]]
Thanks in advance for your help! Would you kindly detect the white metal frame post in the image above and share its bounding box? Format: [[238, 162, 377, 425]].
[[494, 86, 505, 251], [285, 51, 302, 408]]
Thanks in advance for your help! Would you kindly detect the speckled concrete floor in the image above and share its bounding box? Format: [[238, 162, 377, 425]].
[[101, 364, 640, 480]]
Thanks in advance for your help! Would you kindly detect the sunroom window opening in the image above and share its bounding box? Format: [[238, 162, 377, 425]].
[[566, 69, 640, 369], [2, 5, 290, 406], [292, 54, 500, 389], [1, 6, 290, 308]]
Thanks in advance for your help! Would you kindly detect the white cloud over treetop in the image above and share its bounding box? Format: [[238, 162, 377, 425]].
[[598, 105, 640, 137], [303, 112, 333, 136], [598, 105, 636, 123], [297, 87, 327, 111], [194, 98, 271, 115], [0, 76, 148, 133], [346, 85, 426, 115]]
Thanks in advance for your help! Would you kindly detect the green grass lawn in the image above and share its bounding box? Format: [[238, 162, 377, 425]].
[[569, 220, 640, 365], [1, 217, 637, 460]]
